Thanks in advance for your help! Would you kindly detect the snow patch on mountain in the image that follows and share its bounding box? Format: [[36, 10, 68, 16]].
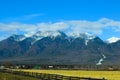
[[24, 32, 35, 37], [96, 54, 106, 65], [107, 37, 120, 43], [12, 35, 27, 41], [68, 32, 96, 39], [14, 31, 61, 42], [30, 31, 61, 45], [96, 58, 103, 65], [67, 32, 95, 45], [102, 54, 106, 59], [31, 37, 43, 45], [35, 31, 61, 38], [85, 40, 89, 45]]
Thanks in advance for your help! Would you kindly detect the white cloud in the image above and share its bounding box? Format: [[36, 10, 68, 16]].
[[1, 18, 120, 40], [0, 23, 37, 33], [98, 18, 120, 31], [14, 14, 43, 21], [67, 20, 104, 34], [37, 22, 69, 31], [2, 13, 43, 23]]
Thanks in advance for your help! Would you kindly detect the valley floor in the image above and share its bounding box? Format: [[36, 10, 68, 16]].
[[15, 69, 120, 80]]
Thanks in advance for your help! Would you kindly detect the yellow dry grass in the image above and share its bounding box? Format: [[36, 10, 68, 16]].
[[17, 69, 120, 80]]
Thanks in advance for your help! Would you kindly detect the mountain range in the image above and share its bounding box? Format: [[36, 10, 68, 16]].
[[0, 31, 120, 65]]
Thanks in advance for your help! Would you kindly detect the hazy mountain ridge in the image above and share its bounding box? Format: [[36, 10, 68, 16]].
[[0, 31, 120, 65]]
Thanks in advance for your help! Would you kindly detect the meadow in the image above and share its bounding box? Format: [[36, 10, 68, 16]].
[[0, 72, 39, 80], [17, 69, 120, 80]]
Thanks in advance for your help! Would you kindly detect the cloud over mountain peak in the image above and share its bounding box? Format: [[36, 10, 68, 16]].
[[0, 18, 120, 41]]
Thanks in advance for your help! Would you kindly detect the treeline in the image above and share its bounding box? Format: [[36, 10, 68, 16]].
[[0, 62, 120, 70]]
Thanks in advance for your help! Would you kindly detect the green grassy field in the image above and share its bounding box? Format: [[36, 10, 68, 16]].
[[18, 69, 120, 80], [1, 69, 120, 80]]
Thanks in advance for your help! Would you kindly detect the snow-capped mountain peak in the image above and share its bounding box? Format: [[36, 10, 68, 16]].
[[11, 35, 26, 41], [12, 31, 62, 42], [68, 32, 96, 39], [34, 31, 61, 38], [29, 31, 62, 45], [24, 32, 35, 37], [107, 37, 120, 43], [11, 31, 96, 46]]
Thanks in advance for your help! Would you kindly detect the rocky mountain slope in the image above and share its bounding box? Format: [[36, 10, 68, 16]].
[[0, 31, 120, 65]]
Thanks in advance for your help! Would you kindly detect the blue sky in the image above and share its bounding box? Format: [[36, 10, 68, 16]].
[[0, 0, 120, 41]]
